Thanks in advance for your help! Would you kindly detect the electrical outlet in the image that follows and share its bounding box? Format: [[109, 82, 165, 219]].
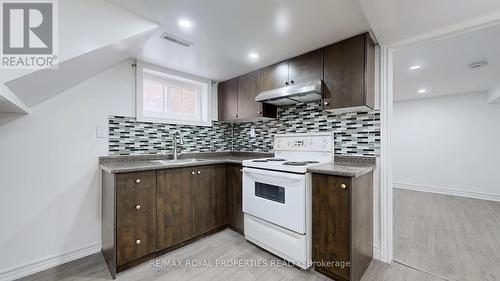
[[96, 125, 109, 139], [250, 127, 256, 138]]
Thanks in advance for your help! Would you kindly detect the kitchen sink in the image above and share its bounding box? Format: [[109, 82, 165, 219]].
[[149, 159, 208, 165]]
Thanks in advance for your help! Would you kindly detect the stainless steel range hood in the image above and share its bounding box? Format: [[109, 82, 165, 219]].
[[255, 79, 322, 105]]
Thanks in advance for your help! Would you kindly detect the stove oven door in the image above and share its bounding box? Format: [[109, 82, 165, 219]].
[[242, 167, 306, 234]]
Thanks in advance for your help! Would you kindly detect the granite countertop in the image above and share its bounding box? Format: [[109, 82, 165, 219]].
[[100, 152, 376, 177], [99, 152, 273, 174], [308, 155, 376, 177]]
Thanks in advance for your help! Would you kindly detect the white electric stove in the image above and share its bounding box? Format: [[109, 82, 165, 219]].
[[242, 132, 334, 269]]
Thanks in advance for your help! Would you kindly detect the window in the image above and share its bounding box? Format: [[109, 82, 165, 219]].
[[136, 62, 212, 126]]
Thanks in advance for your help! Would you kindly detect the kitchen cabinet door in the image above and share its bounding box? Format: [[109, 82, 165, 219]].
[[323, 33, 375, 111], [288, 49, 323, 85], [195, 165, 226, 235], [226, 164, 243, 233], [260, 61, 289, 91], [312, 173, 373, 281], [156, 167, 196, 250], [237, 70, 263, 119], [218, 78, 238, 121], [313, 174, 351, 280]]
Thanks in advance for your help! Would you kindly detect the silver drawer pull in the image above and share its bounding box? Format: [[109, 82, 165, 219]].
[[197, 171, 201, 175], [191, 171, 196, 175], [341, 184, 347, 189], [135, 205, 141, 210], [135, 179, 141, 184], [135, 239, 141, 245]]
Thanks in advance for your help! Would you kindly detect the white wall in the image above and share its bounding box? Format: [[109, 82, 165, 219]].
[[0, 60, 136, 280], [393, 92, 500, 200]]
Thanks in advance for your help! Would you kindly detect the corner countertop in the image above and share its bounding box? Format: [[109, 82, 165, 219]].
[[99, 152, 273, 174], [100, 152, 376, 177], [307, 155, 376, 177]]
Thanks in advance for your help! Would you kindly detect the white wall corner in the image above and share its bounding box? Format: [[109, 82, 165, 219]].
[[488, 83, 500, 104], [379, 45, 394, 264]]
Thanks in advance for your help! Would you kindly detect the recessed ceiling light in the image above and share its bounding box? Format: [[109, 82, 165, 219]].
[[178, 19, 192, 28], [248, 52, 259, 59], [409, 65, 421, 70], [418, 89, 427, 94]]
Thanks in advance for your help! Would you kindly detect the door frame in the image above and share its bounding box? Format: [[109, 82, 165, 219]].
[[378, 14, 500, 264]]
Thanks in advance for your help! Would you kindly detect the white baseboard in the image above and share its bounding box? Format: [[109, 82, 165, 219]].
[[0, 243, 101, 281], [373, 245, 381, 261], [394, 183, 500, 202]]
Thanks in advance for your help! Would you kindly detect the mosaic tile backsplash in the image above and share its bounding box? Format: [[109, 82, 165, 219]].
[[109, 101, 380, 156]]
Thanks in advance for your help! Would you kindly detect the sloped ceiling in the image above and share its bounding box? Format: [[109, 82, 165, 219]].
[[0, 0, 158, 111]]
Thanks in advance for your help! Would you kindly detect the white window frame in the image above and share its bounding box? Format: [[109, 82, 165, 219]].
[[136, 61, 214, 126]]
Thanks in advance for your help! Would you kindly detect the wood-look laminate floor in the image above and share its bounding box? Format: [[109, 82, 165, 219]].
[[16, 228, 444, 281], [394, 189, 500, 281], [18, 189, 500, 281]]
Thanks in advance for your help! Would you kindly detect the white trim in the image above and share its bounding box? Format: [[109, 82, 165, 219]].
[[378, 13, 500, 266], [394, 183, 500, 202], [373, 245, 381, 260], [0, 243, 101, 281], [379, 46, 393, 264], [135, 60, 214, 126]]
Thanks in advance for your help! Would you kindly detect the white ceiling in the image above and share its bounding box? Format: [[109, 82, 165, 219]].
[[394, 24, 500, 101], [359, 0, 500, 45], [106, 0, 371, 81]]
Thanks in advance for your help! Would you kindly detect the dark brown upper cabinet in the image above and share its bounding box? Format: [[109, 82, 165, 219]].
[[260, 61, 289, 91], [288, 49, 323, 85], [323, 33, 375, 112], [237, 70, 277, 120], [217, 78, 238, 121], [260, 50, 322, 90], [237, 70, 263, 119]]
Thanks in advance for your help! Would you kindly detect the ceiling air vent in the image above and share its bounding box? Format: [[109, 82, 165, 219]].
[[160, 32, 193, 47], [468, 61, 487, 69]]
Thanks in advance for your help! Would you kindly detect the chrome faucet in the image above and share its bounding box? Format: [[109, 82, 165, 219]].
[[173, 131, 184, 160]]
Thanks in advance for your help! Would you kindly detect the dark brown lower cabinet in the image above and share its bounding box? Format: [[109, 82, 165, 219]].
[[102, 164, 237, 279], [195, 165, 226, 235], [312, 172, 373, 281], [226, 164, 244, 233], [102, 170, 157, 279], [156, 167, 196, 250]]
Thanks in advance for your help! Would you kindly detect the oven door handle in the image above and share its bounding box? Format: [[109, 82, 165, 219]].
[[243, 169, 303, 183]]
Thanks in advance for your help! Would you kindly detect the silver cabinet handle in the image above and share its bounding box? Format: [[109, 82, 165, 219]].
[[135, 179, 141, 184], [191, 171, 196, 175], [341, 184, 347, 189], [135, 205, 141, 210], [323, 101, 329, 106], [135, 239, 141, 245], [257, 111, 261, 114], [197, 171, 201, 175]]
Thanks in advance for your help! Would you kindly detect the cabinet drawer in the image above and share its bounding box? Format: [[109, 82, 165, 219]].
[[116, 171, 156, 193], [117, 220, 156, 265], [117, 188, 156, 228]]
